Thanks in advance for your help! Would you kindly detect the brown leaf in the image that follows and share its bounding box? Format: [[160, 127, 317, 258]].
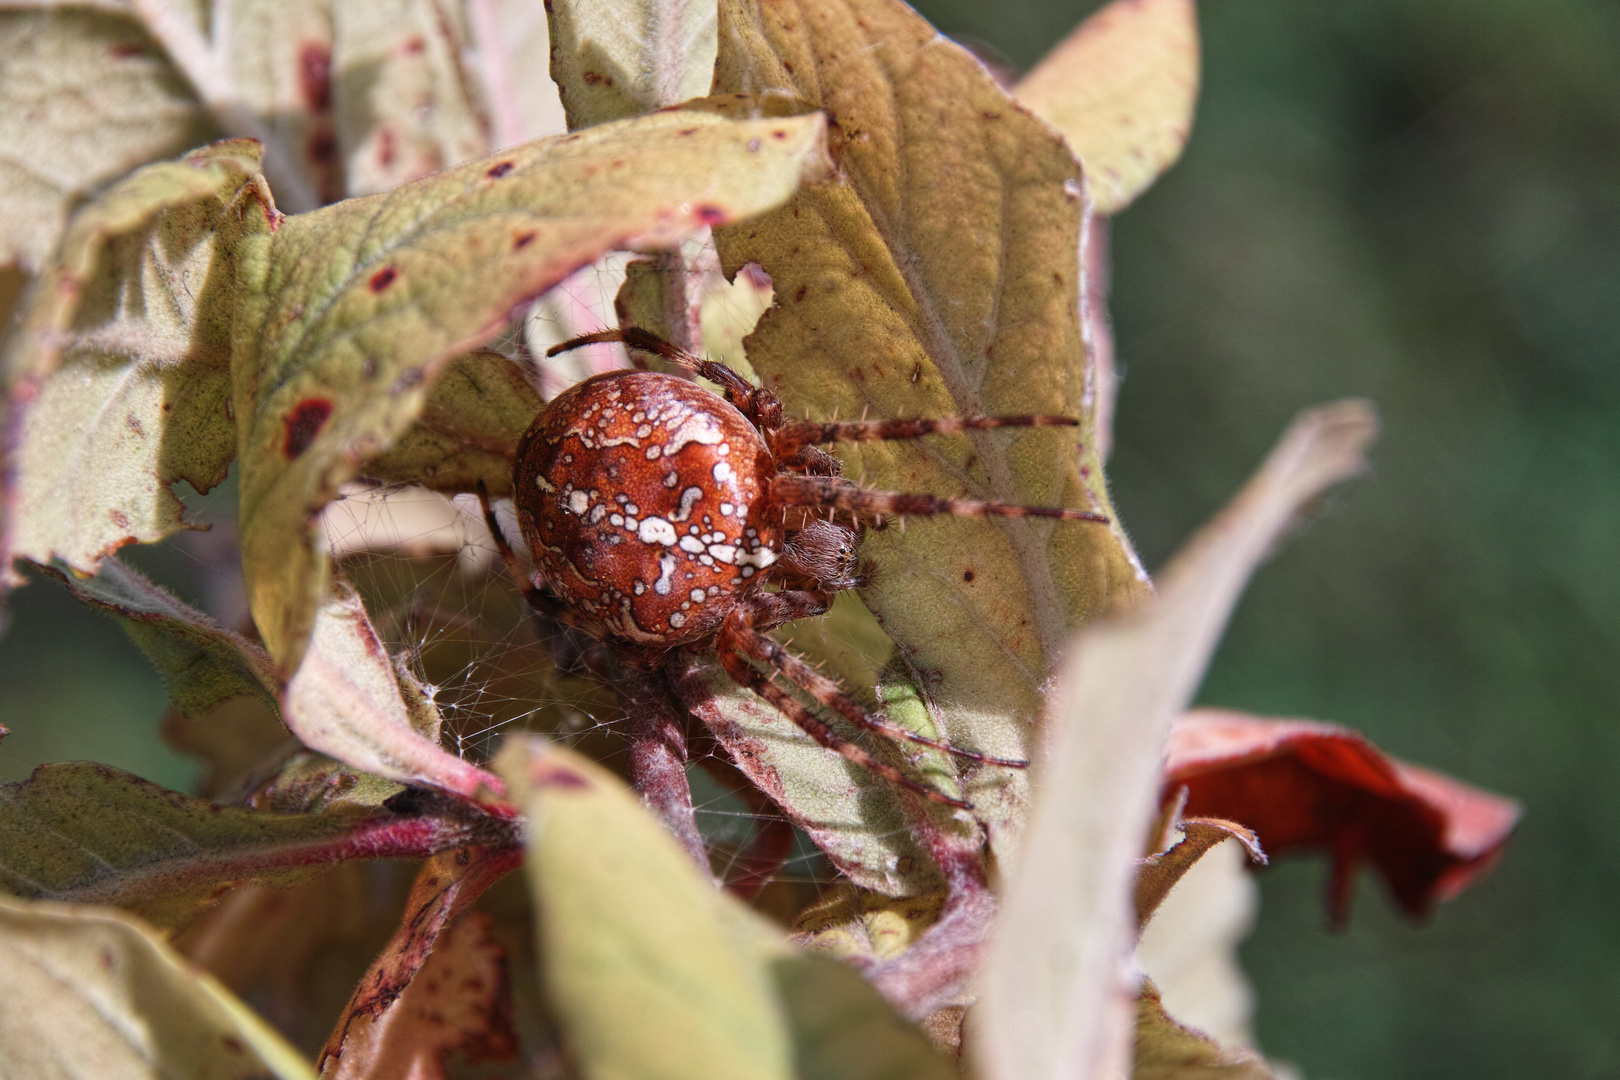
[[709, 0, 1151, 892], [1165, 708, 1523, 921], [1132, 979, 1276, 1080], [1016, 0, 1200, 215], [319, 846, 521, 1078], [1135, 818, 1265, 932]]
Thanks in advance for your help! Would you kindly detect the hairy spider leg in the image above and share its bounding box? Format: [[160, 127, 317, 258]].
[[771, 474, 1112, 523], [771, 414, 1082, 457], [726, 607, 1028, 769], [714, 611, 976, 810], [546, 328, 772, 423], [475, 481, 575, 623]]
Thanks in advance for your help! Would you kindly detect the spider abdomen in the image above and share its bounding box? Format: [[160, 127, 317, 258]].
[[513, 370, 782, 646]]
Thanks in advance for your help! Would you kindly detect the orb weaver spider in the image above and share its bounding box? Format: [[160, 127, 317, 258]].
[[480, 327, 1109, 809]]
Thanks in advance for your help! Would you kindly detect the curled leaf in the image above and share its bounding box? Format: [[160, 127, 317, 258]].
[[1016, 0, 1200, 215], [0, 892, 315, 1080], [1135, 818, 1265, 932], [493, 737, 954, 1080], [711, 0, 1151, 881], [232, 108, 833, 672], [975, 401, 1378, 1080], [1166, 708, 1523, 921], [3, 139, 268, 583]]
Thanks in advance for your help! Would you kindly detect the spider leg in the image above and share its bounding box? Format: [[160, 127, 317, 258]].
[[547, 327, 785, 430], [475, 480, 572, 622], [715, 613, 974, 810], [746, 588, 834, 634], [771, 474, 1112, 523], [725, 607, 1027, 769], [772, 414, 1080, 458]]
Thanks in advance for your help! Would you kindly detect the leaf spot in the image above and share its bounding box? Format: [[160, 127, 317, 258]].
[[963, 569, 975, 582], [487, 161, 515, 178], [698, 204, 728, 225], [284, 399, 333, 458], [369, 266, 398, 292], [299, 43, 332, 111], [514, 231, 536, 249], [533, 765, 589, 789], [747, 137, 763, 152]]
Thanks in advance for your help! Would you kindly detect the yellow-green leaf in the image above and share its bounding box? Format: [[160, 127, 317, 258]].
[[548, 0, 718, 129], [493, 738, 954, 1080], [0, 892, 316, 1080], [1016, 0, 1200, 216], [232, 108, 832, 673], [975, 402, 1377, 1080], [0, 9, 216, 271], [43, 556, 278, 718], [3, 139, 268, 583], [710, 0, 1150, 884]]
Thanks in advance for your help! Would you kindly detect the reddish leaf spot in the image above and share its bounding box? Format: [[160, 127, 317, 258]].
[[284, 399, 333, 458], [697, 204, 728, 225], [125, 415, 145, 437], [513, 231, 536, 250], [793, 285, 808, 302], [771, 128, 788, 139], [108, 42, 144, 59], [377, 127, 397, 167], [963, 569, 975, 582], [109, 509, 131, 529], [487, 161, 515, 178], [307, 129, 337, 165], [369, 266, 398, 292], [221, 1036, 244, 1055], [299, 42, 332, 111], [402, 35, 426, 55], [534, 766, 589, 789], [678, 127, 699, 136]]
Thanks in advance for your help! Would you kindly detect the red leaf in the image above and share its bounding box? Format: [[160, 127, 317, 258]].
[[1163, 708, 1522, 922]]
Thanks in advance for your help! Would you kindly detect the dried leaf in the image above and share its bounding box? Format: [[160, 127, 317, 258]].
[[1016, 0, 1200, 216], [320, 847, 522, 1078], [43, 556, 278, 717], [231, 108, 832, 673], [0, 892, 315, 1080], [3, 139, 268, 583], [975, 401, 1378, 1080], [548, 0, 718, 129], [493, 737, 954, 1080], [708, 0, 1150, 888], [0, 8, 215, 270], [0, 762, 452, 931], [331, 0, 490, 197], [1135, 818, 1264, 932], [358, 349, 542, 496], [1132, 980, 1275, 1080], [1166, 708, 1523, 921]]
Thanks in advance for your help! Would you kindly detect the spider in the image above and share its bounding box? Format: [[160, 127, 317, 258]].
[[480, 327, 1110, 809]]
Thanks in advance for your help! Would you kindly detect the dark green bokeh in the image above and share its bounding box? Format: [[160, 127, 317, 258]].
[[2, 1, 1616, 1075], [915, 0, 1619, 1074]]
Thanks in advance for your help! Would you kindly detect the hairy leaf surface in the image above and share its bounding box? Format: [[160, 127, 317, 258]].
[[4, 139, 267, 583], [231, 108, 832, 671], [0, 9, 215, 270], [0, 762, 472, 931], [709, 0, 1151, 886], [1017, 0, 1201, 216], [548, 0, 719, 129], [0, 893, 315, 1080]]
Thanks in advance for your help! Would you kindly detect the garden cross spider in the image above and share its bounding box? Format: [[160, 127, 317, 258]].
[[480, 327, 1110, 808]]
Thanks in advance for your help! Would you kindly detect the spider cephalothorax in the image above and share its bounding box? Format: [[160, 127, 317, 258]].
[[486, 328, 1110, 808]]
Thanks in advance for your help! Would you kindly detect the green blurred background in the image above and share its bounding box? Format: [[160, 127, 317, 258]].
[[3, 0, 1617, 1075]]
